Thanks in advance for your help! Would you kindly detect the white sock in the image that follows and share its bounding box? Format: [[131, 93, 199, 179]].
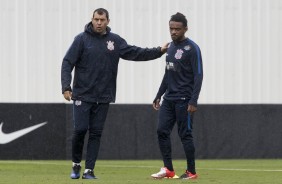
[[84, 169, 92, 173], [72, 162, 81, 166]]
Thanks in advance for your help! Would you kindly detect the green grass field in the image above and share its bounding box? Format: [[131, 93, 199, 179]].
[[0, 159, 282, 184]]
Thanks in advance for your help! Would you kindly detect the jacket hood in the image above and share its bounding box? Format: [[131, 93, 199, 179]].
[[84, 22, 111, 36]]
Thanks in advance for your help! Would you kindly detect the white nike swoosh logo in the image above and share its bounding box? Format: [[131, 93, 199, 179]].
[[0, 122, 47, 144]]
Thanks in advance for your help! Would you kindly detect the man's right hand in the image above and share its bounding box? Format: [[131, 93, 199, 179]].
[[153, 99, 161, 110], [63, 91, 72, 101]]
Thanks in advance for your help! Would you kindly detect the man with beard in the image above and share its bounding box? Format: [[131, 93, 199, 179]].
[[151, 12, 203, 180]]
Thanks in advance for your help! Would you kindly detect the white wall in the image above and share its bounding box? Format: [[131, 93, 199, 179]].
[[0, 0, 281, 104]]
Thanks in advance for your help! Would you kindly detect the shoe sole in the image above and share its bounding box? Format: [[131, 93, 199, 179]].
[[181, 176, 198, 180], [165, 175, 179, 179], [70, 174, 80, 179], [70, 176, 80, 179], [151, 175, 178, 179], [82, 176, 98, 179]]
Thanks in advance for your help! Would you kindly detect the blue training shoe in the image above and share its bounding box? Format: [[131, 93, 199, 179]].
[[70, 164, 81, 179], [82, 170, 97, 179]]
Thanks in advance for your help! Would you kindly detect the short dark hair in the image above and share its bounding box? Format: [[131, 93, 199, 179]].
[[170, 12, 187, 27], [93, 8, 109, 20]]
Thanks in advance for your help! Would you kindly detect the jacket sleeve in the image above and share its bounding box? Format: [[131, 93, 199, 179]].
[[119, 37, 163, 61], [188, 47, 203, 107], [154, 69, 168, 101], [61, 35, 83, 93]]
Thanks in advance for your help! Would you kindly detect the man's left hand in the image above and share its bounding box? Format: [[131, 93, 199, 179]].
[[187, 104, 197, 113]]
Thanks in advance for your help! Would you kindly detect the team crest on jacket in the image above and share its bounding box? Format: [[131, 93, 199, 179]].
[[107, 41, 114, 51], [175, 49, 183, 59], [184, 45, 191, 51]]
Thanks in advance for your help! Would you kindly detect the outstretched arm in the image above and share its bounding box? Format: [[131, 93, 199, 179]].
[[119, 37, 168, 61]]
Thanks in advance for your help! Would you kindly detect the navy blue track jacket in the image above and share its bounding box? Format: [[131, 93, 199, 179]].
[[155, 38, 203, 106], [61, 22, 163, 103]]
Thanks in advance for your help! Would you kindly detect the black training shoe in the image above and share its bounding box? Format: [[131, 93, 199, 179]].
[[82, 170, 97, 179], [70, 164, 81, 179], [179, 170, 198, 179]]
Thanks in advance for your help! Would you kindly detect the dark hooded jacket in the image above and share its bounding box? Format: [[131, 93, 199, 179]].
[[154, 38, 203, 106], [61, 22, 163, 103]]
